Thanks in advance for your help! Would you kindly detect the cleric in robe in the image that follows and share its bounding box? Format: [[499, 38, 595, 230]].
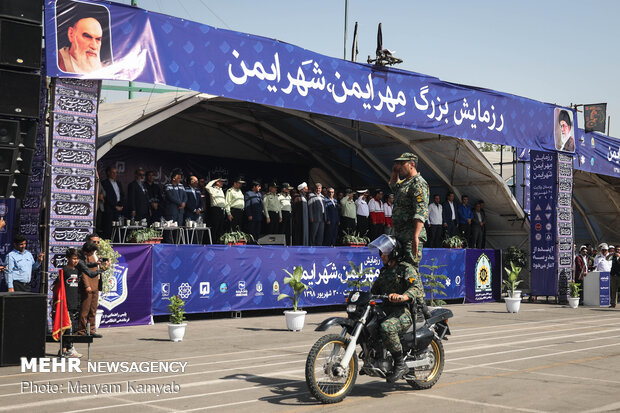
[[55, 0, 113, 74], [554, 109, 575, 153]]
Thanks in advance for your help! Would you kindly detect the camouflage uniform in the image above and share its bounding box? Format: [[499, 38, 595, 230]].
[[390, 154, 429, 271], [371, 261, 425, 353]]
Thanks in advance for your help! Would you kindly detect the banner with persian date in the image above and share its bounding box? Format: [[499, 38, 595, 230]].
[[47, 78, 100, 274]]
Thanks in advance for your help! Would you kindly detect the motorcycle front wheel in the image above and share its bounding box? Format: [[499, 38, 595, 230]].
[[305, 333, 358, 404], [406, 336, 444, 389]]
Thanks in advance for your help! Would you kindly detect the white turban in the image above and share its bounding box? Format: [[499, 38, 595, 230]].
[[297, 182, 307, 191]]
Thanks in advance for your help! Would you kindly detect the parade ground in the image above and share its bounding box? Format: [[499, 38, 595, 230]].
[[1, 302, 620, 413]]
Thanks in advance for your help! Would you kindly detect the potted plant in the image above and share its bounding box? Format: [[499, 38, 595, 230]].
[[128, 228, 162, 244], [443, 235, 466, 249], [342, 230, 370, 247], [277, 265, 310, 331], [567, 282, 581, 308], [167, 295, 187, 342], [219, 230, 255, 245], [503, 261, 523, 313], [420, 258, 448, 306]]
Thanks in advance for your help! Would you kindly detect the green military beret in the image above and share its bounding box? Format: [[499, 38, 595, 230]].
[[394, 152, 418, 162]]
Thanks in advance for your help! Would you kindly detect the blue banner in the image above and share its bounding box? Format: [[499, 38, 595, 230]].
[[151, 245, 467, 315], [574, 129, 620, 178], [99, 245, 153, 327], [465, 249, 498, 303], [599, 272, 610, 307], [44, 0, 566, 152], [530, 151, 557, 296]]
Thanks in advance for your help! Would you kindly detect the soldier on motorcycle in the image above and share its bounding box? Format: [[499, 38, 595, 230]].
[[369, 235, 426, 383]]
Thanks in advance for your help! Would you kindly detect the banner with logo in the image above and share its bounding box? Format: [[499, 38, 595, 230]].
[[574, 129, 620, 178], [530, 151, 558, 296], [151, 245, 468, 315], [99, 244, 152, 327], [47, 78, 100, 274], [599, 272, 610, 307], [556, 154, 574, 298], [465, 249, 500, 303], [44, 0, 567, 153]]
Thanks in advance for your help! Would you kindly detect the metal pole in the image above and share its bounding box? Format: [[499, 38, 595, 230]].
[[608, 115, 611, 136], [129, 0, 138, 99], [343, 0, 348, 60]]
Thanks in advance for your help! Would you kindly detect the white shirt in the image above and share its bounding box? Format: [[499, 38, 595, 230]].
[[448, 201, 456, 220], [428, 203, 443, 225], [367, 198, 383, 213], [383, 202, 393, 217], [355, 197, 369, 217], [593, 253, 608, 268], [596, 257, 612, 272]]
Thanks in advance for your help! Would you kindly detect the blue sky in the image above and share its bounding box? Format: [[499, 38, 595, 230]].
[[107, 0, 619, 137]]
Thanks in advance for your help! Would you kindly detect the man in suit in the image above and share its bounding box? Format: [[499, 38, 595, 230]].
[[126, 168, 150, 223], [145, 170, 163, 224], [245, 181, 263, 241], [184, 175, 203, 222], [470, 201, 486, 248], [164, 169, 187, 226], [442, 191, 458, 238], [101, 166, 124, 239], [308, 183, 326, 246]]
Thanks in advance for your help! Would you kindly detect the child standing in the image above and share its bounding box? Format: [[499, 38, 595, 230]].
[[56, 248, 82, 357]]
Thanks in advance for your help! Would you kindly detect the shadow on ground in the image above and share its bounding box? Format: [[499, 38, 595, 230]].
[[221, 372, 409, 406]]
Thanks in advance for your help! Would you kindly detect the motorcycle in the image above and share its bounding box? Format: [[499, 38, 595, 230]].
[[305, 291, 453, 404]]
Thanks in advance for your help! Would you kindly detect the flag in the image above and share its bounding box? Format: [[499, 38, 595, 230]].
[[52, 270, 71, 341], [584, 103, 607, 133]]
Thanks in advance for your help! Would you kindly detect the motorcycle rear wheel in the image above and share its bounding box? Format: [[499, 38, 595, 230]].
[[406, 336, 444, 389], [305, 333, 358, 404]]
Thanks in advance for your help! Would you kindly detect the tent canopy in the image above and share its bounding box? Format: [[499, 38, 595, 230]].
[[98, 91, 529, 249]]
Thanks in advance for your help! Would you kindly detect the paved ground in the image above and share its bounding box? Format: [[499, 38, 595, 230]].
[[1, 302, 620, 413]]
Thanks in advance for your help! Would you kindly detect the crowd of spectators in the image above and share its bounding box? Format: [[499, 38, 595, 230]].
[[97, 166, 490, 248]]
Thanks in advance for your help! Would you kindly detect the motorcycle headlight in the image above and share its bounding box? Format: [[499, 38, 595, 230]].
[[347, 304, 357, 313]]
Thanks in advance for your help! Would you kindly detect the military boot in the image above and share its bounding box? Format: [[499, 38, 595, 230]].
[[386, 352, 409, 383]]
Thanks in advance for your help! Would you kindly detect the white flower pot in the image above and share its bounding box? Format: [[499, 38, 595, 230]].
[[505, 297, 521, 313], [284, 310, 307, 332], [95, 309, 104, 330], [568, 297, 580, 308], [509, 290, 522, 299], [168, 323, 187, 342]]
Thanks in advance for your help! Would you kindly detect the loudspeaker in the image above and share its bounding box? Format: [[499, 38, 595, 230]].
[[17, 148, 34, 174], [0, 119, 19, 147], [0, 148, 17, 173], [0, 69, 40, 119], [12, 173, 30, 199], [0, 292, 46, 366], [0, 19, 42, 70], [257, 234, 287, 246], [0, 0, 43, 25], [0, 173, 13, 197], [19, 119, 38, 149]]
